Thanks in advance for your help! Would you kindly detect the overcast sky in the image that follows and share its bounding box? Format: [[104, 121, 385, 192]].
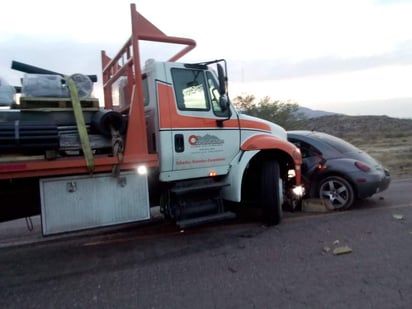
[[1, 0, 412, 118]]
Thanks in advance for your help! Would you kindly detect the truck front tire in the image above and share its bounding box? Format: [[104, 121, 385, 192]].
[[261, 160, 283, 226]]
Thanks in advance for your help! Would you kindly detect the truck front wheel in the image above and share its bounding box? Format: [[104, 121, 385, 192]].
[[261, 159, 283, 225]]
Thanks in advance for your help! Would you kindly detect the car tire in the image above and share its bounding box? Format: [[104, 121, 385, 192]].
[[318, 176, 355, 210], [261, 160, 283, 225]]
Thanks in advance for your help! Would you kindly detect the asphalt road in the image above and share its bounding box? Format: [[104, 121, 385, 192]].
[[1, 178, 412, 308]]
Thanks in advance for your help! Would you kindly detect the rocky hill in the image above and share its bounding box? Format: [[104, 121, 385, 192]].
[[294, 114, 412, 139], [296, 106, 338, 119]]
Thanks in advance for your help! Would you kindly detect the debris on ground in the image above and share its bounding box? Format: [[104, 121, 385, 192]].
[[333, 246, 353, 256], [323, 246, 331, 253], [322, 240, 352, 256], [393, 214, 405, 220], [302, 198, 333, 213]]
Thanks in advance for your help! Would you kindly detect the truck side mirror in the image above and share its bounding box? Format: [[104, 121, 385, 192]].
[[215, 62, 231, 127], [219, 94, 229, 112], [217, 64, 226, 96]]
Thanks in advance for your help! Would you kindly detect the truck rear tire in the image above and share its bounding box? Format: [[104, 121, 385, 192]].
[[261, 159, 283, 226]]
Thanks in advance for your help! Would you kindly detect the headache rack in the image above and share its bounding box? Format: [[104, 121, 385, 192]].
[[100, 3, 196, 159]]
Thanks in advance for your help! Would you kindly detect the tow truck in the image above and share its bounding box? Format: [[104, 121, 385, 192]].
[[0, 3, 303, 235]]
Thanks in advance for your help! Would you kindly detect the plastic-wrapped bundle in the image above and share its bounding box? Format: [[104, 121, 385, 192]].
[[0, 77, 16, 106], [22, 74, 67, 97], [70, 73, 93, 98], [21, 73, 93, 98]]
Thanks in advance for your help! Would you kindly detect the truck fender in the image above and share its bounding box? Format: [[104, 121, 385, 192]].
[[221, 150, 259, 202], [241, 134, 299, 156], [242, 134, 302, 184], [221, 135, 302, 202]]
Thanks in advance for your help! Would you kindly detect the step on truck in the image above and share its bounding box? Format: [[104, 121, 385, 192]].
[[0, 3, 303, 235]]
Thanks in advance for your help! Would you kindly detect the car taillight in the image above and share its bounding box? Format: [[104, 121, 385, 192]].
[[355, 161, 370, 172]]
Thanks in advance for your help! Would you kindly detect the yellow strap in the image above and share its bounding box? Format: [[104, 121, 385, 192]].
[[66, 76, 94, 173]]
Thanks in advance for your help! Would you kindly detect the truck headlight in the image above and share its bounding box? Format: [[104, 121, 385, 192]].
[[137, 165, 147, 175], [292, 185, 305, 197]]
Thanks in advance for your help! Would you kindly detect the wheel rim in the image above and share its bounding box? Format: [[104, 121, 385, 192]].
[[319, 179, 350, 209]]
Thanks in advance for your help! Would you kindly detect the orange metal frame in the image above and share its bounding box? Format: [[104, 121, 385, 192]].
[[0, 3, 196, 180], [101, 3, 196, 158]]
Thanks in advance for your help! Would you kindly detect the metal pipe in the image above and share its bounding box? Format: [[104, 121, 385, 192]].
[[11, 60, 98, 82]]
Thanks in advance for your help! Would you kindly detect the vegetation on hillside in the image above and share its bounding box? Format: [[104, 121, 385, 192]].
[[232, 94, 304, 129]]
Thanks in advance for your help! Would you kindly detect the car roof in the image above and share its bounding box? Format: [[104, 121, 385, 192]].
[[287, 130, 327, 138], [287, 130, 333, 140], [287, 130, 362, 155]]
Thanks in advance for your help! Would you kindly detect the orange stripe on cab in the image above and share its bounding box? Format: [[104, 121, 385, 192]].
[[238, 119, 271, 132]]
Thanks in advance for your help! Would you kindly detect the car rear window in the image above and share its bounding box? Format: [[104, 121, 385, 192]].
[[315, 133, 361, 154]]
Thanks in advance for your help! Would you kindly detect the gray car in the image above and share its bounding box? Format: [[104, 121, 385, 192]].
[[287, 130, 391, 210]]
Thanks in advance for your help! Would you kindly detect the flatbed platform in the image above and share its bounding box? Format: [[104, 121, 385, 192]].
[[16, 96, 100, 110]]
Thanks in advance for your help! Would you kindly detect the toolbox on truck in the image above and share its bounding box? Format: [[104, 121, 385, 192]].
[[40, 171, 150, 235]]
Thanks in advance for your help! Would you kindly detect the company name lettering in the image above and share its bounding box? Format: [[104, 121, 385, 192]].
[[176, 158, 225, 165]]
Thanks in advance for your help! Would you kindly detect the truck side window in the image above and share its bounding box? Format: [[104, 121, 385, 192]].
[[171, 68, 209, 111], [143, 76, 150, 106]]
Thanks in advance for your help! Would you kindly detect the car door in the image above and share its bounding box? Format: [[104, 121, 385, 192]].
[[289, 138, 323, 176]]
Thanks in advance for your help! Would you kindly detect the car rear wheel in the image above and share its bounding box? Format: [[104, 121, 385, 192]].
[[318, 176, 354, 210]]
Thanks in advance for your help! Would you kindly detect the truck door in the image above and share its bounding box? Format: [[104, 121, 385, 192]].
[[157, 65, 240, 181]]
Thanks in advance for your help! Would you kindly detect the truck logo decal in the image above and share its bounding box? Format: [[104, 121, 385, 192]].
[[188, 134, 224, 146]]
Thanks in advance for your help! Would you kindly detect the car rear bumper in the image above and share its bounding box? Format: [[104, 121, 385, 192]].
[[354, 170, 391, 199]]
